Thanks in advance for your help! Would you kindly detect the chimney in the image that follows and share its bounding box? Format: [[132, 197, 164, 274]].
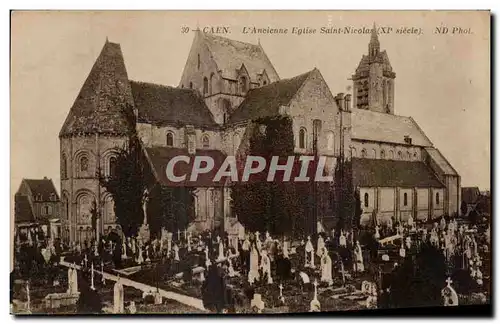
[[344, 94, 352, 111], [43, 176, 48, 180], [335, 93, 345, 111]]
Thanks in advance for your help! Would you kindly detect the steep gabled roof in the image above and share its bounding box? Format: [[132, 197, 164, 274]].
[[59, 41, 134, 137], [130, 81, 218, 128], [201, 32, 279, 83], [351, 109, 433, 147], [352, 158, 444, 188], [14, 194, 35, 224], [23, 178, 60, 201], [229, 69, 313, 123], [144, 147, 227, 187], [424, 147, 458, 176]]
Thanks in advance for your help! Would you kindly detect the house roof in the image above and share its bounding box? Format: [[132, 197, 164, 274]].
[[351, 109, 433, 147], [14, 195, 35, 224], [130, 81, 218, 128], [229, 69, 313, 123], [424, 147, 458, 176], [24, 178, 60, 201], [59, 41, 134, 137], [461, 187, 481, 204], [202, 32, 279, 83], [352, 158, 444, 188], [144, 147, 227, 187]]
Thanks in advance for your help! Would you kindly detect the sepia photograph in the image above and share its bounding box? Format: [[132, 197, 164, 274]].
[[10, 10, 491, 315]]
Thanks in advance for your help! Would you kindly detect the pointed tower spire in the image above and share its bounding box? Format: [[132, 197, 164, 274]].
[[369, 22, 380, 57]]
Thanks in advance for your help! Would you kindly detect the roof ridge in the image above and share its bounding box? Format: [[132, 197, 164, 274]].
[[202, 32, 261, 48]]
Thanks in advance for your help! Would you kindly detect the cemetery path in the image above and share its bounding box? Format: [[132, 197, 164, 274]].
[[59, 260, 207, 312]]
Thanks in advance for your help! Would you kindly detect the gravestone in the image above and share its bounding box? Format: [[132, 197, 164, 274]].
[[260, 250, 273, 284], [316, 235, 325, 257], [283, 240, 289, 259], [251, 293, 265, 313], [339, 231, 347, 247], [441, 278, 459, 306], [354, 241, 364, 272], [173, 244, 180, 261], [309, 280, 321, 312], [248, 246, 260, 284], [305, 236, 314, 267], [113, 278, 125, 314], [320, 248, 333, 285]]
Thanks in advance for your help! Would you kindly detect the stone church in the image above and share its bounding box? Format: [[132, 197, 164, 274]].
[[59, 27, 460, 243]]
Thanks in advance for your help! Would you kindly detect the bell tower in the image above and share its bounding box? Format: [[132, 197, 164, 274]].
[[352, 23, 396, 114]]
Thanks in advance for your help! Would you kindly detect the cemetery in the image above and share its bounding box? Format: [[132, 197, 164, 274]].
[[10, 214, 491, 314]]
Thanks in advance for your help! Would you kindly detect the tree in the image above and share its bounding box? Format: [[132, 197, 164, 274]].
[[389, 242, 446, 308], [147, 185, 196, 237], [353, 189, 363, 231], [333, 158, 354, 235], [90, 199, 98, 239], [231, 116, 309, 237], [99, 136, 148, 238]]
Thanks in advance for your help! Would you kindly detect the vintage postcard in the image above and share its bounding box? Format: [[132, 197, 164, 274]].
[[10, 10, 491, 315]]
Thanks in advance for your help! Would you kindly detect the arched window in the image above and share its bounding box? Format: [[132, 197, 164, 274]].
[[77, 193, 92, 224], [189, 82, 193, 89], [209, 73, 215, 95], [361, 149, 367, 158], [326, 131, 334, 151], [351, 147, 357, 158], [80, 156, 89, 172], [397, 151, 402, 160], [197, 54, 201, 70], [109, 156, 117, 177], [103, 195, 115, 224], [62, 194, 69, 221], [43, 205, 50, 215], [403, 193, 408, 206], [239, 76, 248, 93], [61, 154, 67, 179], [299, 128, 307, 149], [413, 152, 418, 160], [436, 192, 440, 205], [166, 132, 174, 147], [406, 151, 411, 161], [202, 134, 210, 148], [364, 193, 369, 208], [389, 150, 394, 160], [219, 98, 231, 124], [263, 80, 267, 86], [203, 77, 208, 95], [380, 150, 386, 159]]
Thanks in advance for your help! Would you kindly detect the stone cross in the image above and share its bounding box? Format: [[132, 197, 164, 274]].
[[173, 244, 180, 261], [122, 240, 127, 258], [205, 247, 211, 268], [310, 279, 321, 312], [90, 262, 95, 290], [446, 277, 452, 286], [101, 261, 106, 284], [26, 281, 31, 312]]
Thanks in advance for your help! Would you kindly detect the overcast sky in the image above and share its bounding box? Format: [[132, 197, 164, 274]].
[[11, 11, 490, 205]]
